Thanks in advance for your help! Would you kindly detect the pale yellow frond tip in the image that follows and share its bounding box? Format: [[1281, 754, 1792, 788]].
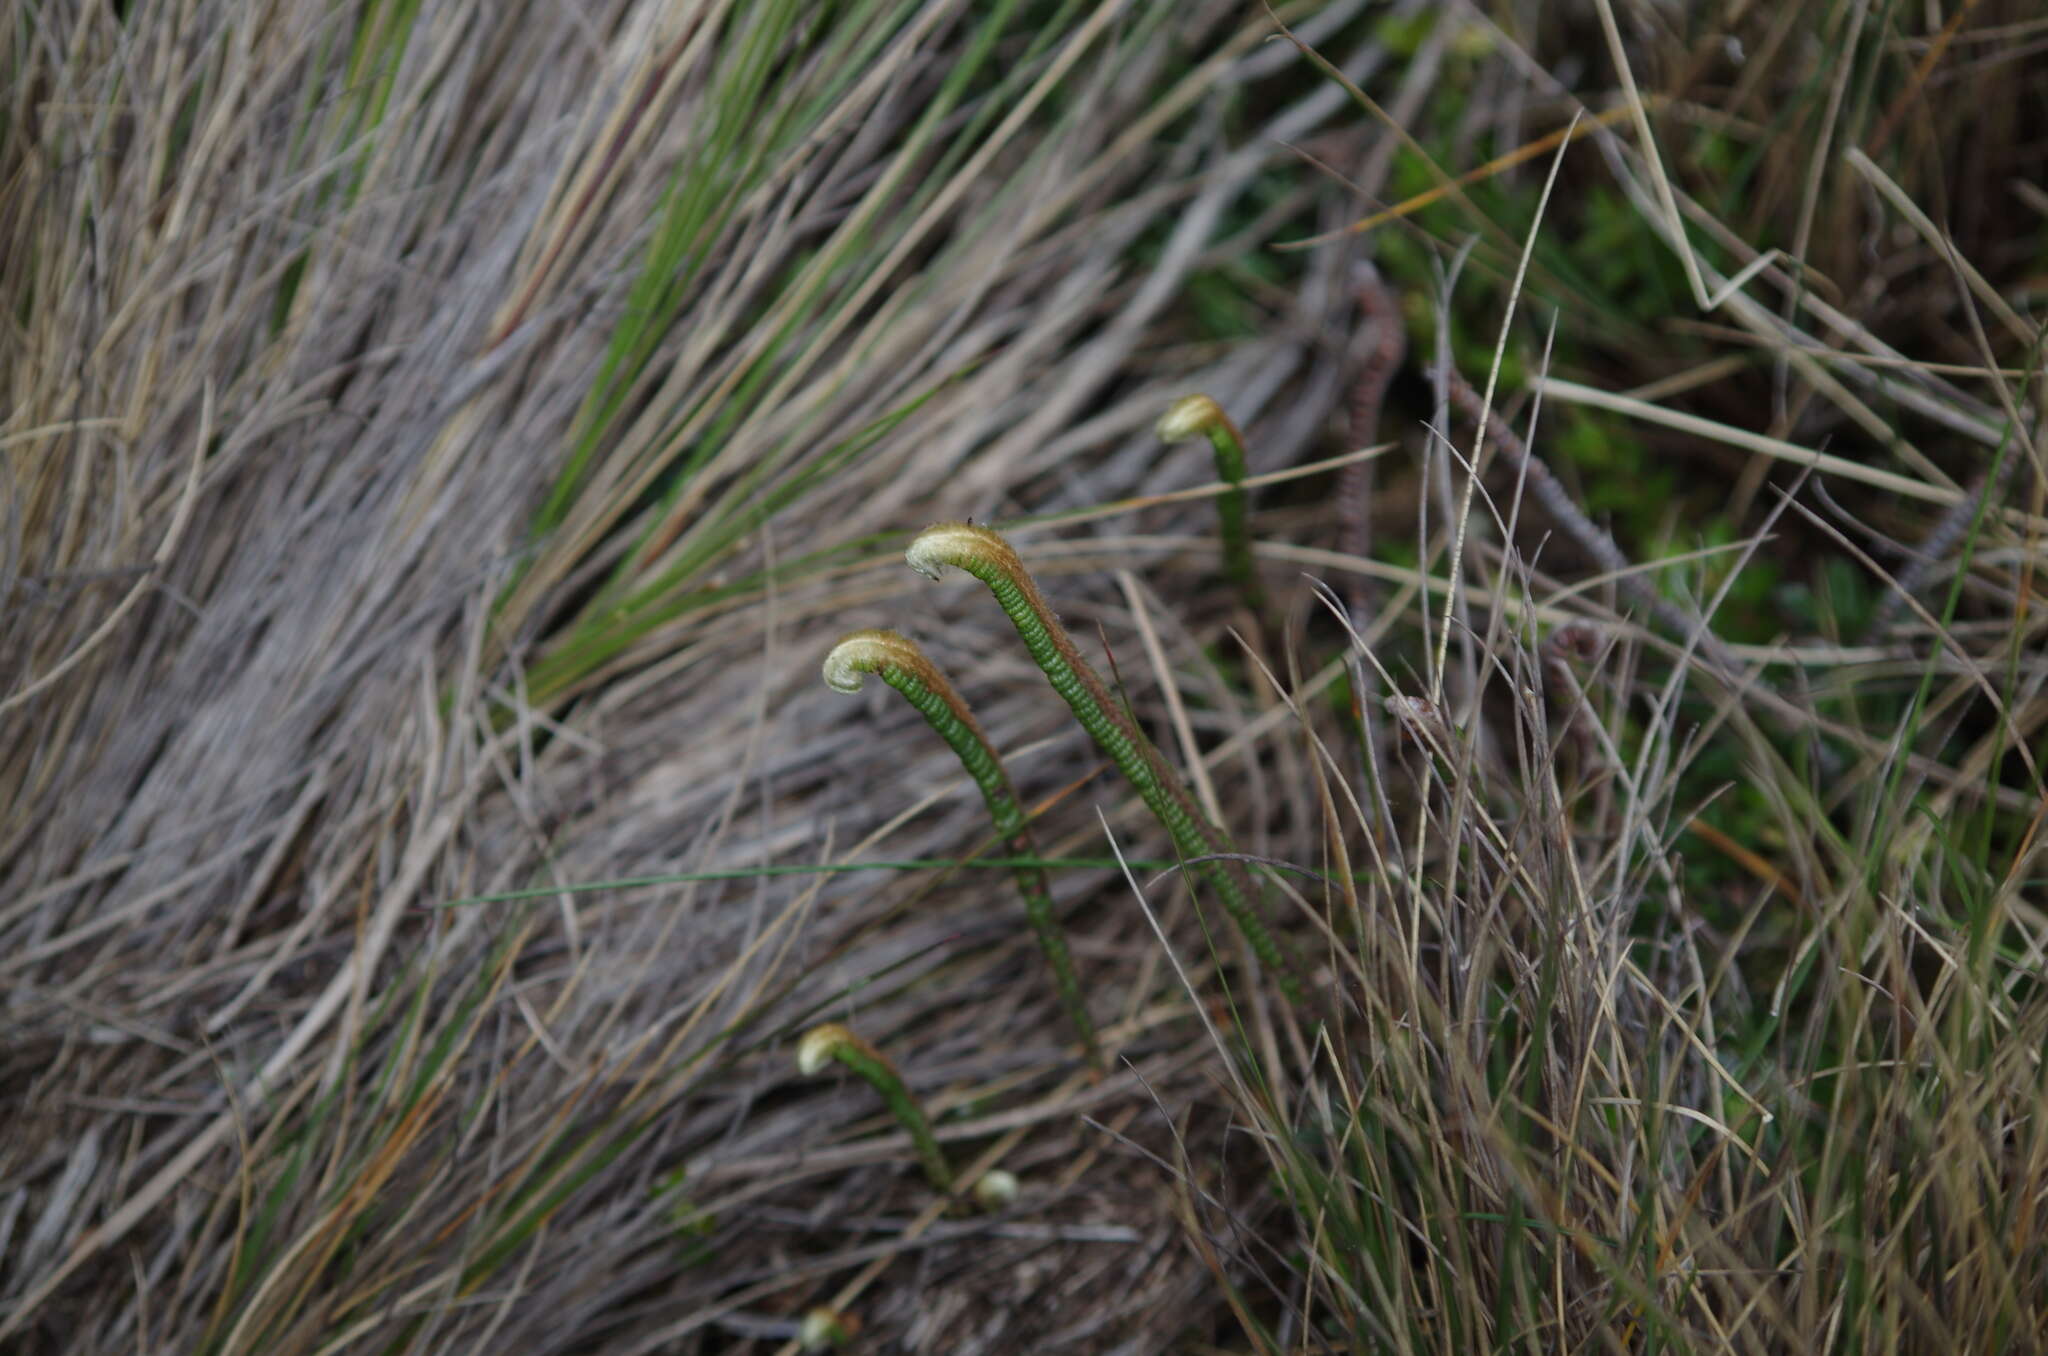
[[972, 1169, 1020, 1210], [822, 629, 916, 694], [1156, 394, 1223, 442], [796, 1023, 854, 1076], [799, 1308, 859, 1349], [905, 521, 1003, 581]]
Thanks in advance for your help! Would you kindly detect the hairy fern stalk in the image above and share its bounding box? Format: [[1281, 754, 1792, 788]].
[[798, 1023, 955, 1197], [907, 522, 1307, 1001], [824, 628, 1103, 1071], [1158, 394, 1263, 611]]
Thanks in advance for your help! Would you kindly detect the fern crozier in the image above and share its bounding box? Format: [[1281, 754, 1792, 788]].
[[822, 628, 920, 693], [796, 1022, 859, 1076], [906, 521, 1013, 582], [1156, 393, 1224, 442]]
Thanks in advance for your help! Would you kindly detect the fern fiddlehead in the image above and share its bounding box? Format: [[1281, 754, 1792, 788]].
[[906, 523, 1304, 1002], [825, 629, 1103, 1071]]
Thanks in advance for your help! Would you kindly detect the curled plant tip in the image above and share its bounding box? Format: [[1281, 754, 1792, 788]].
[[799, 1308, 860, 1350], [1155, 393, 1232, 444], [823, 628, 1103, 1072], [972, 1169, 1020, 1211], [1156, 395, 1261, 608], [795, 1022, 863, 1076], [904, 520, 1002, 582], [795, 1022, 954, 1195], [905, 522, 1306, 1003], [821, 627, 923, 693]]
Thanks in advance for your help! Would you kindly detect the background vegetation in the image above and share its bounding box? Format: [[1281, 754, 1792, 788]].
[[4, 1, 2043, 1351]]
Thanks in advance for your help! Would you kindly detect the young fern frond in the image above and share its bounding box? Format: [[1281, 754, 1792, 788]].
[[1158, 394, 1263, 611], [798, 1308, 859, 1350], [797, 1023, 954, 1196], [824, 629, 1103, 1072], [906, 523, 1305, 1002], [971, 1168, 1020, 1210]]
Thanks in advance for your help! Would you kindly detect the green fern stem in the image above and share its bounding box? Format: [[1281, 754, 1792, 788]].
[[824, 629, 1103, 1072], [906, 523, 1305, 1002], [797, 1023, 954, 1195], [1158, 395, 1263, 610]]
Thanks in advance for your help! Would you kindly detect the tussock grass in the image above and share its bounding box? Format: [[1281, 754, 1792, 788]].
[[2, 1, 1403, 1349], [4, 0, 2045, 1351], [1160, 4, 2048, 1351]]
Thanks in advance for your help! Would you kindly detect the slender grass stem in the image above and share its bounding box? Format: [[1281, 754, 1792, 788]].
[[906, 523, 1305, 1001], [1157, 395, 1264, 611], [797, 1023, 953, 1195], [824, 629, 1103, 1071]]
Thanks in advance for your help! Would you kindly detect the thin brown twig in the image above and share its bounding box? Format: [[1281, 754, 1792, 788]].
[[1440, 363, 1749, 681], [1339, 261, 1406, 627], [1869, 452, 2024, 634]]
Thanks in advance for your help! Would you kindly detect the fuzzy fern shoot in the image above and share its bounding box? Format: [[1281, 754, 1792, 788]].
[[906, 523, 1305, 1001], [824, 629, 1103, 1071]]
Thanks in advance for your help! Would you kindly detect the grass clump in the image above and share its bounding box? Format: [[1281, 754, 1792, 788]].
[[5, 1, 1369, 1348]]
